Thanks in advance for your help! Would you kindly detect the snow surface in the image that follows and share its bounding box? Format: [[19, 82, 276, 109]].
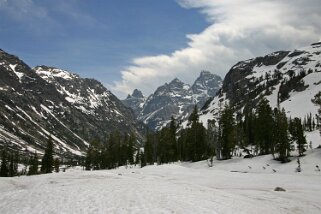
[[9, 64, 24, 80], [1, 148, 321, 214]]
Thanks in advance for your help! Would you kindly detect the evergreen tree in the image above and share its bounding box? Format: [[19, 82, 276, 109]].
[[207, 119, 218, 159], [312, 91, 321, 135], [0, 149, 9, 177], [85, 144, 93, 170], [28, 152, 39, 175], [219, 105, 235, 160], [8, 152, 18, 177], [140, 151, 146, 168], [127, 134, 135, 165], [243, 106, 255, 146], [144, 132, 154, 165], [255, 98, 273, 155], [41, 137, 54, 173], [273, 108, 291, 163], [169, 117, 178, 162], [54, 158, 60, 173], [290, 117, 307, 156]]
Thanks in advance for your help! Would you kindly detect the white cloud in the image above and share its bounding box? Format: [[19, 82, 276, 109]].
[[112, 0, 321, 98]]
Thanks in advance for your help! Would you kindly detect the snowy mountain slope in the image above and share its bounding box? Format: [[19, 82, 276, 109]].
[[1, 146, 321, 213], [198, 43, 321, 127], [123, 72, 222, 131], [0, 50, 142, 156]]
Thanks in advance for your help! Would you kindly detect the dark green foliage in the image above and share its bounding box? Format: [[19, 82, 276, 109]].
[[255, 99, 274, 155], [218, 105, 235, 160], [140, 151, 146, 168], [85, 132, 137, 170], [0, 149, 9, 177], [289, 118, 307, 156], [1, 149, 19, 177], [41, 137, 54, 173], [144, 132, 154, 164], [312, 91, 321, 134], [243, 106, 255, 146], [9, 152, 18, 177], [28, 152, 39, 175], [278, 71, 308, 102], [54, 158, 60, 173], [273, 108, 291, 163], [178, 106, 210, 162]]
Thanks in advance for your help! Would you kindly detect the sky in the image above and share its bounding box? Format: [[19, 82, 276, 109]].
[[1, 0, 321, 99]]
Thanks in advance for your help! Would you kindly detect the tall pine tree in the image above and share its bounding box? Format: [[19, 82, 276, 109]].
[[41, 137, 54, 173], [219, 105, 235, 160]]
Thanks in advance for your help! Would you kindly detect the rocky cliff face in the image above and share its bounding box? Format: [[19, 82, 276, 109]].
[[198, 42, 321, 127], [0, 50, 141, 156], [123, 72, 222, 131], [122, 89, 146, 116]]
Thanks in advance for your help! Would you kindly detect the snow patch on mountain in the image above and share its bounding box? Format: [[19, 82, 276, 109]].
[[199, 43, 321, 127]]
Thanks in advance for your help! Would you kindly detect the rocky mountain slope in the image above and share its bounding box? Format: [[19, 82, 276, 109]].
[[0, 49, 141, 156], [122, 89, 146, 116], [123, 71, 222, 131], [197, 42, 321, 127]]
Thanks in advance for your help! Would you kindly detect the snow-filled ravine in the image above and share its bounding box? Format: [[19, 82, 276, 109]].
[[1, 149, 321, 214]]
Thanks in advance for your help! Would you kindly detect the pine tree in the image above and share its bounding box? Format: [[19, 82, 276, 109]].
[[140, 151, 146, 168], [41, 137, 54, 173], [255, 98, 273, 155], [54, 158, 60, 173], [8, 152, 18, 177], [290, 117, 307, 156], [312, 91, 321, 135], [0, 149, 9, 177], [85, 145, 93, 170], [144, 132, 154, 165], [28, 152, 39, 175], [273, 108, 291, 163], [219, 105, 235, 160], [243, 106, 255, 146], [169, 117, 178, 162], [127, 134, 135, 165]]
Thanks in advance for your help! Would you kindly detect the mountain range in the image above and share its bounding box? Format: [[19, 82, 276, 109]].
[[0, 49, 142, 157], [1, 42, 320, 156], [122, 71, 222, 131]]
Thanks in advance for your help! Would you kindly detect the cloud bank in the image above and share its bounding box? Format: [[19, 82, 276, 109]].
[[112, 0, 321, 98]]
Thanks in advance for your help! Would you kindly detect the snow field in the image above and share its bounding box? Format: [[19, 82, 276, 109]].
[[1, 148, 321, 214]]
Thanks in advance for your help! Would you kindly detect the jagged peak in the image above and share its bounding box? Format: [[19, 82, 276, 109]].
[[169, 77, 184, 85], [34, 65, 78, 80], [200, 70, 212, 76], [132, 89, 144, 99]]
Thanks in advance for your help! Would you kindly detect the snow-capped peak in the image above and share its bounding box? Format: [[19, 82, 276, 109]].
[[34, 65, 78, 81]]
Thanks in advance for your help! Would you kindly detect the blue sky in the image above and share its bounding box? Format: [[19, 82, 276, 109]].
[[1, 0, 321, 98], [0, 0, 207, 92]]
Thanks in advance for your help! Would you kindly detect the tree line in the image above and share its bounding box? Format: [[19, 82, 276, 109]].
[[143, 99, 308, 166], [84, 132, 137, 170], [0, 137, 60, 177]]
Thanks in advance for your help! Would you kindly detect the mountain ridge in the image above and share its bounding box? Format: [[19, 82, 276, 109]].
[[122, 71, 222, 131], [0, 49, 142, 156]]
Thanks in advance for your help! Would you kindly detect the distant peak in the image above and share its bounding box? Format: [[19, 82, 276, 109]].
[[34, 65, 57, 71], [169, 78, 183, 85], [200, 70, 211, 76], [131, 89, 144, 98], [34, 65, 77, 80]]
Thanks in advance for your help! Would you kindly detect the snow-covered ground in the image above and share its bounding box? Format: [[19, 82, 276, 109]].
[[1, 147, 321, 214]]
